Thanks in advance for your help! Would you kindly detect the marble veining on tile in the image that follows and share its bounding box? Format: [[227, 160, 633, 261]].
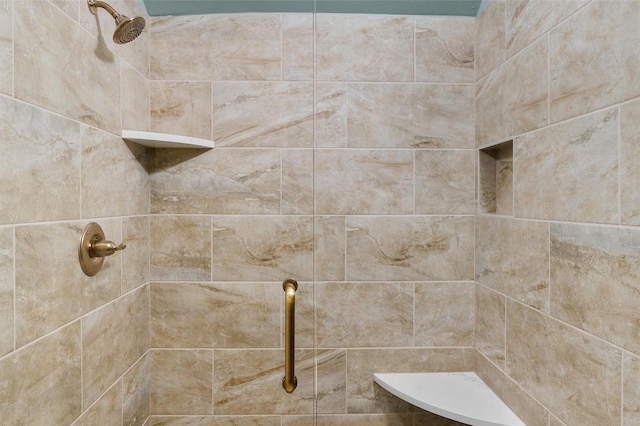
[[624, 352, 640, 425], [74, 384, 122, 426], [514, 107, 618, 223], [475, 0, 505, 80], [122, 62, 150, 132], [621, 98, 640, 225], [150, 416, 282, 425], [0, 0, 12, 96], [314, 216, 346, 282], [316, 349, 347, 414], [315, 83, 347, 148], [282, 149, 313, 215], [122, 216, 150, 294], [151, 81, 212, 141], [346, 216, 474, 281], [123, 353, 150, 426], [475, 285, 505, 370], [0, 227, 13, 356], [283, 15, 313, 81], [347, 83, 474, 149]]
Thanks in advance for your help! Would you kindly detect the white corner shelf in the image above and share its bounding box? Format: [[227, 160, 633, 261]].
[[122, 130, 215, 149], [373, 372, 525, 426]]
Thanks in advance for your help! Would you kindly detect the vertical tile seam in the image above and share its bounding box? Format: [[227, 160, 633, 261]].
[[12, 225, 15, 353], [547, 33, 551, 126], [210, 215, 214, 282], [11, 0, 14, 98], [618, 105, 622, 226], [621, 350, 624, 426], [280, 14, 283, 82]]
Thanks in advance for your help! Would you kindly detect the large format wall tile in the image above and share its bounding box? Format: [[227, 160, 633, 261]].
[[0, 227, 13, 356], [415, 282, 474, 347], [624, 352, 640, 425], [83, 287, 149, 408], [347, 84, 474, 149], [316, 282, 413, 348], [212, 82, 313, 148], [283, 15, 313, 81], [314, 216, 345, 282], [15, 220, 121, 347], [151, 282, 280, 348], [151, 149, 280, 215], [123, 216, 150, 294], [346, 216, 474, 281], [74, 384, 122, 426], [476, 37, 548, 146], [346, 348, 475, 413], [316, 349, 347, 414], [514, 107, 618, 223], [317, 414, 412, 425], [0, 97, 80, 224], [212, 216, 313, 281], [151, 417, 282, 425], [150, 216, 211, 281], [506, 0, 588, 59], [315, 83, 347, 148], [0, 0, 11, 96], [151, 81, 212, 140], [621, 98, 640, 225], [0, 323, 81, 425], [81, 125, 149, 218], [550, 1, 640, 123], [213, 349, 314, 415], [315, 150, 413, 215], [151, 15, 281, 81], [122, 62, 150, 132], [506, 301, 622, 426], [475, 0, 505, 80], [282, 149, 313, 215], [123, 353, 150, 426], [475, 216, 549, 311], [475, 285, 505, 370], [150, 349, 213, 415], [551, 223, 640, 354], [415, 150, 475, 215], [415, 17, 474, 83], [15, 0, 121, 133], [316, 15, 413, 82]]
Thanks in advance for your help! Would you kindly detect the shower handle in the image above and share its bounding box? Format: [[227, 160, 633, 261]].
[[282, 278, 298, 393]]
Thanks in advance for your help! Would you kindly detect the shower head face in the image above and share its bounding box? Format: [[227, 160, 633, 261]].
[[113, 15, 146, 44]]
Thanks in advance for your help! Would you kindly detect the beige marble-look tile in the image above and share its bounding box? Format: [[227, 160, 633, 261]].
[[549, 415, 568, 426], [514, 107, 618, 223], [290, 281, 314, 349], [551, 223, 640, 354], [150, 215, 211, 281], [151, 149, 280, 215], [475, 216, 549, 311], [81, 125, 149, 218], [315, 83, 347, 148], [123, 353, 150, 426], [346, 216, 474, 281], [316, 350, 346, 414], [476, 0, 505, 80], [151, 81, 211, 140], [476, 37, 548, 146], [211, 82, 313, 148], [283, 14, 313, 81], [0, 96, 81, 224], [315, 150, 413, 215], [346, 348, 475, 413], [151, 282, 280, 348], [495, 157, 513, 215], [314, 216, 345, 282], [15, 220, 121, 347], [415, 17, 474, 83], [51, 0, 78, 21], [74, 384, 122, 426], [150, 349, 213, 415], [151, 417, 281, 425], [624, 352, 640, 425], [415, 282, 474, 347], [316, 282, 413, 348], [212, 216, 313, 281], [550, 1, 640, 123], [0, 0, 12, 96], [415, 150, 476, 215], [0, 228, 13, 356], [506, 300, 622, 426], [150, 15, 280, 81], [621, 98, 640, 225], [317, 414, 413, 426], [83, 286, 149, 408], [214, 349, 314, 415], [475, 285, 506, 370], [316, 15, 413, 82], [414, 412, 467, 426], [347, 83, 474, 149], [0, 323, 81, 425], [475, 352, 548, 426], [282, 416, 314, 426], [122, 61, 150, 132], [123, 216, 150, 294], [15, 0, 121, 133], [282, 149, 313, 214], [506, 0, 588, 59]]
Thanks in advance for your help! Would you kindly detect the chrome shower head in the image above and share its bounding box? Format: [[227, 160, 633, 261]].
[[88, 0, 146, 44]]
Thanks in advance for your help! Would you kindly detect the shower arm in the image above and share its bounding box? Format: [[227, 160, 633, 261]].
[[88, 0, 122, 19]]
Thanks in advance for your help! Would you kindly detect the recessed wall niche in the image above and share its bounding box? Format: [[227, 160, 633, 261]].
[[479, 141, 513, 215]]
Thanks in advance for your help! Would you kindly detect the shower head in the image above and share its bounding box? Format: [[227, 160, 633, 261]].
[[87, 0, 146, 44]]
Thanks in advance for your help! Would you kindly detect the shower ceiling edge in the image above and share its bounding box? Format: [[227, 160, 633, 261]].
[[142, 0, 484, 17]]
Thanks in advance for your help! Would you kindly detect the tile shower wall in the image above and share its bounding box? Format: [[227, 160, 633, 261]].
[[475, 1, 640, 425], [148, 13, 476, 425], [0, 0, 151, 425]]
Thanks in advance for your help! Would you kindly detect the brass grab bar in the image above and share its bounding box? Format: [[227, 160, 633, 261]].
[[282, 278, 298, 393]]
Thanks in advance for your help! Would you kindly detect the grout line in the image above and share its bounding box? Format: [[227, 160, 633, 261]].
[[12, 226, 15, 353], [547, 33, 551, 126], [618, 105, 622, 226], [621, 350, 625, 426]]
